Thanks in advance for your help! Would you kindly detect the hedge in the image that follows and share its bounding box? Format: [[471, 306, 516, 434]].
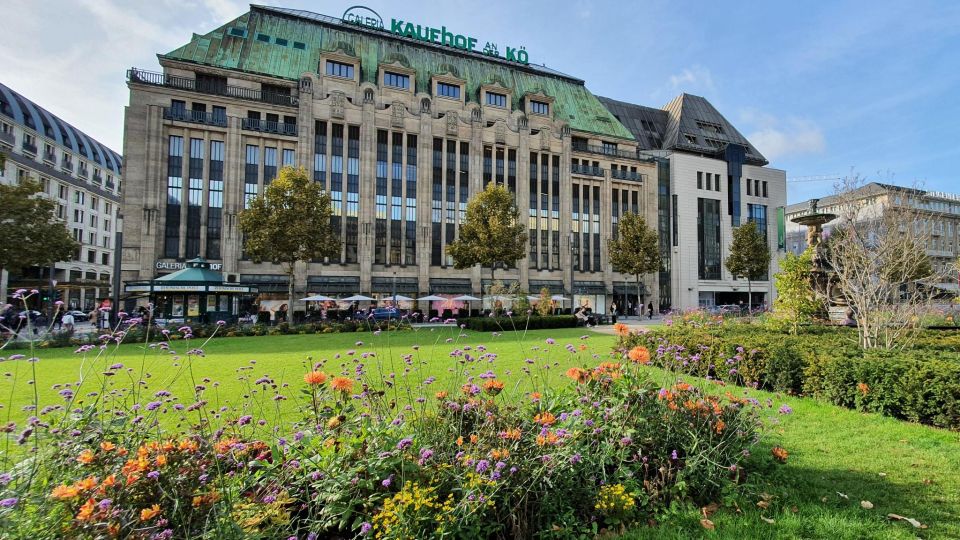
[[460, 315, 577, 332], [624, 326, 960, 430]]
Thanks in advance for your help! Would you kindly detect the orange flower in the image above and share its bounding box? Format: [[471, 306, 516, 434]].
[[330, 376, 354, 393], [529, 392, 541, 402], [469, 434, 479, 444], [490, 448, 510, 460], [178, 438, 198, 453], [140, 504, 161, 521], [98, 475, 117, 494], [715, 419, 726, 433], [214, 438, 238, 454], [100, 441, 116, 452], [534, 411, 556, 426], [565, 367, 589, 383], [77, 449, 95, 464], [483, 380, 505, 396], [857, 382, 870, 396], [75, 476, 98, 492], [156, 454, 168, 467], [50, 484, 80, 499], [116, 447, 128, 457], [304, 371, 328, 385], [772, 446, 789, 463], [435, 391, 448, 400], [579, 343, 588, 351], [628, 346, 651, 364], [535, 431, 560, 446], [613, 322, 630, 336], [107, 523, 120, 537], [76, 498, 97, 522], [455, 436, 464, 446], [500, 428, 521, 440], [674, 382, 692, 392]]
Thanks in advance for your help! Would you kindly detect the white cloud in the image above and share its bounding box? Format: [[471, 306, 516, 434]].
[[742, 110, 826, 161], [668, 65, 714, 92]]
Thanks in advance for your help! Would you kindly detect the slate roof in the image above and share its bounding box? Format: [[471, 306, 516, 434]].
[[0, 82, 123, 174], [599, 93, 768, 166], [161, 4, 635, 141], [785, 182, 927, 215]]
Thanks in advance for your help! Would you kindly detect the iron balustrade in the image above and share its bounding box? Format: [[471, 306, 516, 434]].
[[22, 140, 37, 154], [241, 118, 297, 136], [0, 131, 14, 145], [127, 68, 297, 107], [162, 107, 228, 127], [44, 151, 57, 164], [92, 173, 103, 185], [61, 160, 74, 172], [611, 169, 645, 182], [78, 167, 88, 178], [570, 163, 605, 177], [571, 141, 639, 160]]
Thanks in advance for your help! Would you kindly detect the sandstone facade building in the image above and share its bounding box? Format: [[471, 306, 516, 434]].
[[121, 5, 786, 318]]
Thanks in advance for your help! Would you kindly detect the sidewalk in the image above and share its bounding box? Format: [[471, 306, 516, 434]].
[[590, 316, 664, 335]]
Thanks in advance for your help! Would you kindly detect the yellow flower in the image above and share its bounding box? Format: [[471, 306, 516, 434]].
[[140, 504, 161, 521]]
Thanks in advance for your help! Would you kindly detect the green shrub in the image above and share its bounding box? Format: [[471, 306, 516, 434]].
[[461, 315, 577, 332]]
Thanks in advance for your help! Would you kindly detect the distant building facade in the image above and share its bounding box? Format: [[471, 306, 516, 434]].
[[0, 82, 122, 311], [120, 5, 786, 317], [786, 182, 960, 294]]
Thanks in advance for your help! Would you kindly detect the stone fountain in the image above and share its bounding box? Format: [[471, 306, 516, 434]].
[[790, 199, 847, 320]]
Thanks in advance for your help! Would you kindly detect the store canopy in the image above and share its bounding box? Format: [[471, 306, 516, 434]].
[[301, 294, 337, 302], [384, 294, 414, 302], [551, 295, 570, 302], [452, 295, 480, 301], [125, 258, 257, 294], [417, 295, 447, 301]]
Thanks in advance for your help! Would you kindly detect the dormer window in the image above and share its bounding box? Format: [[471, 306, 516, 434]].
[[383, 71, 410, 90], [530, 100, 549, 116], [325, 60, 354, 79], [486, 92, 507, 107], [436, 82, 461, 99]]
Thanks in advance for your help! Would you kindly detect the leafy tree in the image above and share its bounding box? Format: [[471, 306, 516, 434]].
[[0, 179, 78, 300], [608, 213, 661, 313], [537, 287, 553, 317], [725, 221, 770, 308], [772, 247, 820, 334], [238, 167, 340, 319], [447, 182, 527, 310]]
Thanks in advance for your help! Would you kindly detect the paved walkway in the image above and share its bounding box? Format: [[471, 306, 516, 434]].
[[590, 316, 664, 335]]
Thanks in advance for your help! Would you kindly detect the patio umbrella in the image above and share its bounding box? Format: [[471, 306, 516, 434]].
[[388, 294, 414, 302], [341, 294, 374, 302], [527, 295, 541, 302], [300, 294, 336, 302], [551, 295, 570, 302], [452, 295, 480, 315], [416, 295, 447, 301]]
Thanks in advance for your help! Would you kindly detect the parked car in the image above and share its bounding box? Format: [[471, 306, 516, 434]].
[[371, 307, 400, 321], [709, 304, 743, 316], [66, 310, 89, 322]]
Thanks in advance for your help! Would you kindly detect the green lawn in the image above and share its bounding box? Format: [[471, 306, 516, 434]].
[[1, 327, 958, 539]]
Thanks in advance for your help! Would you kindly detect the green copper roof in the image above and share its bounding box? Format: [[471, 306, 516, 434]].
[[162, 5, 634, 141], [155, 258, 224, 284]]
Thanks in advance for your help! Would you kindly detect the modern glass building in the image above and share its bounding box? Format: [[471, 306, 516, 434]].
[[120, 5, 785, 317]]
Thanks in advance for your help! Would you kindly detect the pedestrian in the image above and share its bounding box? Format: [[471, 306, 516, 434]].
[[626, 301, 633, 319], [610, 301, 618, 324], [62, 311, 75, 332], [647, 301, 654, 320], [53, 311, 63, 331]]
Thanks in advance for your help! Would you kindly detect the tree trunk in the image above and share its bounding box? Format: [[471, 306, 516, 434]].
[[747, 279, 752, 313], [287, 263, 296, 325]]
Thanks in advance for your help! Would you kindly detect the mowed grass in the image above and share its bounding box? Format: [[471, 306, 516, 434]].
[[2, 328, 958, 539]]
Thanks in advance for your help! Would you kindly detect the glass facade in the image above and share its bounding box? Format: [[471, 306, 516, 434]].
[[206, 140, 223, 259], [698, 198, 722, 280], [185, 138, 203, 258], [164, 136, 183, 258], [346, 125, 360, 263]]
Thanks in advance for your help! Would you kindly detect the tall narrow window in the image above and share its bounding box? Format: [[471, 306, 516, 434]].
[[206, 141, 224, 259], [164, 136, 183, 258], [571, 183, 580, 271], [529, 153, 539, 269], [314, 121, 327, 188], [375, 130, 388, 265], [507, 149, 517, 194], [390, 132, 403, 265], [345, 125, 360, 263], [185, 138, 204, 258], [698, 198, 721, 280], [445, 140, 456, 266], [329, 123, 344, 263], [282, 148, 295, 167], [592, 185, 601, 270], [431, 138, 443, 266], [405, 134, 417, 265], [459, 142, 469, 225], [244, 145, 259, 209], [551, 155, 560, 269], [263, 147, 277, 184]]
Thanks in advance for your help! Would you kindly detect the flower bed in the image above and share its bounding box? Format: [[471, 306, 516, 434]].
[[0, 326, 771, 539]]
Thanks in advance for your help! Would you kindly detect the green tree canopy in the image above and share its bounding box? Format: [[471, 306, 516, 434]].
[[238, 167, 340, 317], [447, 182, 527, 308], [0, 179, 78, 281], [725, 221, 771, 307], [773, 247, 820, 334], [608, 212, 661, 310]]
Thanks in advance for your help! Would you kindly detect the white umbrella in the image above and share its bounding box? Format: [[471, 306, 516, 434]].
[[417, 295, 447, 301], [387, 294, 414, 302], [551, 295, 570, 302], [451, 295, 480, 301], [301, 294, 336, 302], [527, 295, 541, 302], [341, 294, 374, 302]]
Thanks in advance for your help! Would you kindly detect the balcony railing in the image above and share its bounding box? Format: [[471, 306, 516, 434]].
[[128, 68, 297, 107], [163, 107, 228, 127], [571, 163, 605, 177], [61, 161, 74, 172], [105, 180, 116, 190], [92, 173, 103, 185], [611, 169, 644, 182], [78, 167, 88, 178], [0, 131, 13, 145], [571, 142, 639, 160], [241, 118, 297, 136], [22, 140, 37, 154]]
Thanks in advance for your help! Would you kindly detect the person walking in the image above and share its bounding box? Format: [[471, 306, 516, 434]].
[[610, 301, 618, 324], [62, 311, 75, 332], [647, 301, 654, 320]]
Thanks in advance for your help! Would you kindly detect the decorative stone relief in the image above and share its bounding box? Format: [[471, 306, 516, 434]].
[[299, 76, 312, 94], [495, 121, 506, 145], [471, 108, 482, 123], [446, 112, 458, 136], [331, 91, 346, 119], [517, 115, 528, 130], [363, 88, 375, 104], [539, 128, 550, 150], [391, 101, 405, 128], [420, 98, 431, 114]]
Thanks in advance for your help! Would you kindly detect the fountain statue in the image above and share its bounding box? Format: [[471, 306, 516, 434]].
[[790, 199, 847, 320]]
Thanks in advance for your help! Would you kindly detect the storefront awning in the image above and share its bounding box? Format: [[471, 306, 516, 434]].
[[126, 258, 258, 293]]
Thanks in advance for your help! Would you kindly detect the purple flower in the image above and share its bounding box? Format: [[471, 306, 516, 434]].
[[396, 437, 413, 451], [475, 459, 490, 473], [570, 453, 582, 464], [620, 436, 633, 446], [779, 404, 794, 415], [263, 495, 276, 504], [671, 449, 678, 460], [381, 475, 393, 488], [237, 415, 253, 426], [360, 522, 372, 535], [146, 401, 162, 411], [419, 448, 434, 462], [0, 498, 17, 508], [545, 338, 555, 345], [147, 471, 160, 480]]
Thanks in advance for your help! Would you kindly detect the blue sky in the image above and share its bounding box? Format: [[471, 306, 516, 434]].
[[2, 0, 958, 202]]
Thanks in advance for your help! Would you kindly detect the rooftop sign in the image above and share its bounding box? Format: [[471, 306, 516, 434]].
[[342, 6, 529, 65]]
